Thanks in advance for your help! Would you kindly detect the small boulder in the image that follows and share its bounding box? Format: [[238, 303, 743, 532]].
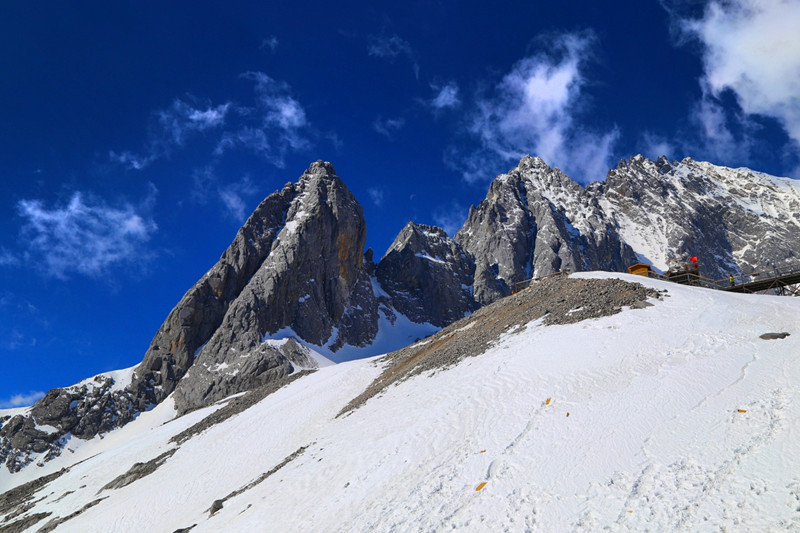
[[759, 332, 790, 340]]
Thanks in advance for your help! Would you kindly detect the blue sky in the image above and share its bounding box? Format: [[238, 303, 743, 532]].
[[2, 1, 799, 407]]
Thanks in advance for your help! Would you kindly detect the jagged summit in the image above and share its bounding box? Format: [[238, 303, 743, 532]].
[[456, 157, 635, 304], [376, 222, 477, 327]]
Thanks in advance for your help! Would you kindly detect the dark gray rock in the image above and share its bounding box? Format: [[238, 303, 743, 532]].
[[0, 376, 138, 473], [99, 449, 177, 492], [759, 332, 790, 340], [456, 156, 637, 304], [130, 174, 297, 408], [376, 222, 478, 326], [170, 161, 381, 413]]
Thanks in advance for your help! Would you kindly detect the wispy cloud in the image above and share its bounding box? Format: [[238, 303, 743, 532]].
[[0, 391, 45, 409], [110, 99, 231, 170], [680, 0, 800, 154], [159, 100, 230, 146], [215, 72, 311, 167], [16, 189, 157, 279], [0, 247, 19, 267], [373, 116, 406, 138], [689, 91, 754, 162], [191, 166, 259, 222], [367, 188, 385, 207], [430, 82, 461, 110], [639, 131, 677, 160], [367, 33, 420, 79], [112, 72, 312, 170], [260, 36, 279, 53], [4, 329, 37, 350], [218, 177, 258, 222], [450, 32, 619, 183]]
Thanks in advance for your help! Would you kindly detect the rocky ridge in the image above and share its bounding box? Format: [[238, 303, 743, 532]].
[[457, 155, 800, 302], [456, 156, 637, 304], [376, 222, 477, 327], [2, 155, 798, 474], [591, 155, 800, 280]]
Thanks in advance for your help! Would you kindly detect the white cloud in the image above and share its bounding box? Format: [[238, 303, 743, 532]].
[[0, 391, 45, 408], [17, 191, 157, 279], [682, 0, 800, 146], [191, 166, 259, 221], [111, 73, 311, 171], [373, 116, 406, 138], [367, 33, 420, 78], [367, 188, 384, 207], [4, 329, 37, 351], [158, 100, 230, 147], [431, 83, 460, 110], [639, 131, 677, 160], [453, 32, 619, 183], [218, 177, 258, 222], [215, 72, 311, 167], [690, 92, 754, 162], [0, 247, 19, 267]]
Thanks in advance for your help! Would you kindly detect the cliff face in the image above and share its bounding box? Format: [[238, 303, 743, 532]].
[[591, 155, 800, 280], [456, 156, 636, 304], [376, 222, 478, 327], [169, 161, 379, 413]]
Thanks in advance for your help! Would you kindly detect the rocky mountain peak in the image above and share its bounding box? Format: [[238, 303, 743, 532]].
[[457, 157, 636, 304], [304, 159, 338, 177], [377, 222, 477, 327], [168, 161, 376, 412]]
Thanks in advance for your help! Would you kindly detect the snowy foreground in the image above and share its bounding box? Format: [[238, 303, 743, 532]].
[[2, 272, 799, 532]]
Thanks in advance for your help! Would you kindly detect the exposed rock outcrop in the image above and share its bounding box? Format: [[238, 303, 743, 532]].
[[0, 376, 137, 473], [456, 156, 637, 304], [376, 222, 478, 326], [170, 161, 379, 413]]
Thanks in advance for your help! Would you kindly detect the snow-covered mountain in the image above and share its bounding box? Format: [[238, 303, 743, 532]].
[[460, 155, 800, 302], [2, 155, 798, 480], [1, 272, 798, 532]]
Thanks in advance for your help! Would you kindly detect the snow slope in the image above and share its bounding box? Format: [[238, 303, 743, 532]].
[[2, 272, 799, 532]]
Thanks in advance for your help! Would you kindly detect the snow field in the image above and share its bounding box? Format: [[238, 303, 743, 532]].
[[5, 272, 800, 532]]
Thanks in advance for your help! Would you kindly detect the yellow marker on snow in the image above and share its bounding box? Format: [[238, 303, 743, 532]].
[[545, 398, 551, 405], [476, 482, 487, 491], [737, 409, 747, 413]]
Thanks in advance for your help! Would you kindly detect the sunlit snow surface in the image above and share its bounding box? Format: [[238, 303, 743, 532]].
[[2, 272, 800, 532]]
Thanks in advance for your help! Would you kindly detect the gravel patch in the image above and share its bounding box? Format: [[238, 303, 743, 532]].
[[99, 448, 178, 493]]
